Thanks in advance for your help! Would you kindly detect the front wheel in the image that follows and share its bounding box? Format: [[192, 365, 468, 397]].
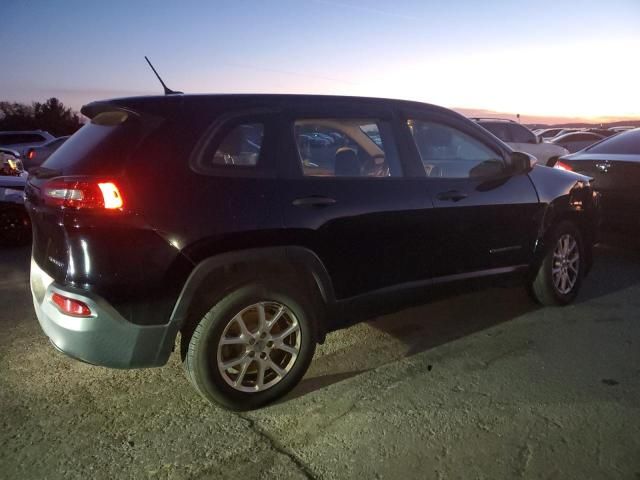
[[183, 282, 316, 410], [529, 221, 584, 306]]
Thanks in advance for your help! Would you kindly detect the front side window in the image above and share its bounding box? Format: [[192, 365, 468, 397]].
[[294, 119, 401, 177], [211, 123, 264, 167], [408, 119, 504, 178]]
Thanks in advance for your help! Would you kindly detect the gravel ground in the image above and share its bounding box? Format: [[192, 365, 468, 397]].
[[1, 240, 639, 479]]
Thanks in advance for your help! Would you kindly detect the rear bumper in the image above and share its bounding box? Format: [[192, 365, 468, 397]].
[[30, 258, 177, 369]]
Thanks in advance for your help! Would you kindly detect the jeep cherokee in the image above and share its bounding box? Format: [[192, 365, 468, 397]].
[[26, 94, 599, 410]]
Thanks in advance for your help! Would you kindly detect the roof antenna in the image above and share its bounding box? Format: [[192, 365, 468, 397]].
[[144, 56, 183, 95]]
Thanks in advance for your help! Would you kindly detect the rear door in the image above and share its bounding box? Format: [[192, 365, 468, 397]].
[[403, 110, 541, 277], [279, 102, 438, 300]]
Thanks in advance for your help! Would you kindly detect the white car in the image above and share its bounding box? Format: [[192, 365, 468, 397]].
[[473, 118, 569, 166]]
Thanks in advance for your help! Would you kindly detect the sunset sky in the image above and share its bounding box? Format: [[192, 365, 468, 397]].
[[1, 0, 639, 124]]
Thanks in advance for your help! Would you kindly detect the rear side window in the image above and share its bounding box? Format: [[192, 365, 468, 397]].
[[210, 123, 263, 167], [586, 129, 640, 154], [294, 118, 401, 177]]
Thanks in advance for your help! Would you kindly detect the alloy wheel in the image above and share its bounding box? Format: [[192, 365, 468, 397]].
[[552, 233, 580, 295], [216, 301, 301, 393]]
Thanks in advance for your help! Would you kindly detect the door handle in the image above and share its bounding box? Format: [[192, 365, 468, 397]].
[[292, 196, 337, 207], [436, 190, 468, 202]]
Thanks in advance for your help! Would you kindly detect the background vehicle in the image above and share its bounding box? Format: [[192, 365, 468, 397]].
[[534, 127, 565, 140], [0, 148, 24, 175], [586, 128, 618, 137], [549, 131, 605, 153], [23, 136, 70, 171], [473, 118, 569, 165], [0, 130, 55, 157], [26, 94, 598, 410], [553, 128, 640, 232], [0, 173, 30, 245]]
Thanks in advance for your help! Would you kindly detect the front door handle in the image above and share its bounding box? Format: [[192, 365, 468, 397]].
[[436, 190, 468, 202], [292, 196, 337, 207]]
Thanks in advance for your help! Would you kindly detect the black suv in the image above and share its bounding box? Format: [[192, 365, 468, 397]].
[[26, 94, 599, 410]]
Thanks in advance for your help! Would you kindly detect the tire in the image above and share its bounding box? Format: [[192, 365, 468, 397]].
[[529, 220, 584, 306], [183, 282, 317, 410]]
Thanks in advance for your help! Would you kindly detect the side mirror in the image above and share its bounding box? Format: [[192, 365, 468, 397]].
[[511, 151, 538, 173]]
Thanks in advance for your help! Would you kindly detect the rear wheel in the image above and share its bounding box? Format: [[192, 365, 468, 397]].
[[183, 282, 316, 410], [529, 221, 584, 305]]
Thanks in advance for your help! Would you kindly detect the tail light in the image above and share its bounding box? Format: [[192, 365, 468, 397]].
[[554, 161, 573, 171], [27, 149, 36, 160], [51, 292, 93, 317], [42, 177, 124, 210]]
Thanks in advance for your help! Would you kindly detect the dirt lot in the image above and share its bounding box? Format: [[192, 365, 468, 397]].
[[1, 240, 639, 479]]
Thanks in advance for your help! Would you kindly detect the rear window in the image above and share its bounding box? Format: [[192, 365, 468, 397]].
[[0, 133, 46, 146], [586, 129, 640, 154], [41, 111, 146, 174]]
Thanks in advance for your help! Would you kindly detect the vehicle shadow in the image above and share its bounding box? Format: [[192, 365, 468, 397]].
[[285, 276, 537, 402], [285, 241, 640, 402]]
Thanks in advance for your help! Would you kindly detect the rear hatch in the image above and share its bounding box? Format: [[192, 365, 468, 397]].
[[25, 105, 161, 281]]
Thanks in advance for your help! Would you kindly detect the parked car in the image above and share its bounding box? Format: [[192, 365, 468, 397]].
[[473, 118, 569, 165], [0, 171, 30, 245], [26, 94, 599, 410], [552, 128, 639, 232], [534, 128, 565, 140], [24, 136, 70, 170], [549, 131, 605, 153], [609, 126, 635, 133], [586, 128, 618, 138], [0, 130, 55, 157], [0, 148, 24, 174]]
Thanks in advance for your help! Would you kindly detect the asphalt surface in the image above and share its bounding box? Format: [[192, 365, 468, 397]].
[[1, 239, 639, 479]]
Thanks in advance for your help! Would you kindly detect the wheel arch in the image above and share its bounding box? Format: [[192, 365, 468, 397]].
[[171, 246, 335, 347]]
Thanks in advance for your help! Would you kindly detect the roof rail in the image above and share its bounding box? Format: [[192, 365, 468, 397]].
[[469, 117, 517, 123]]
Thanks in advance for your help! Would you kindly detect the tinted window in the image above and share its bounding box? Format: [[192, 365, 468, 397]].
[[294, 119, 401, 177], [210, 123, 263, 167], [42, 111, 144, 174], [587, 129, 640, 154], [409, 120, 504, 178], [0, 133, 45, 145], [508, 124, 536, 143], [479, 122, 510, 142]]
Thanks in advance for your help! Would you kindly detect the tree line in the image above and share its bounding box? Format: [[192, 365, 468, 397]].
[[0, 98, 83, 137]]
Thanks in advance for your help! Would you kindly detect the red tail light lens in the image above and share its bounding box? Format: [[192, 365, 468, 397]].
[[554, 161, 573, 171], [27, 149, 36, 160], [42, 178, 124, 210], [51, 292, 93, 317]]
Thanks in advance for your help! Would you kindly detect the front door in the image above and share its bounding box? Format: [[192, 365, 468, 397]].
[[403, 114, 541, 278], [279, 105, 439, 300]]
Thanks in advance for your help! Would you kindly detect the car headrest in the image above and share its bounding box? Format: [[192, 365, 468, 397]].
[[334, 147, 360, 176]]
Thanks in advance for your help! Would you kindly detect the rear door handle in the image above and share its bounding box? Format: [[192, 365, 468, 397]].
[[292, 196, 337, 207], [436, 190, 468, 202]]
